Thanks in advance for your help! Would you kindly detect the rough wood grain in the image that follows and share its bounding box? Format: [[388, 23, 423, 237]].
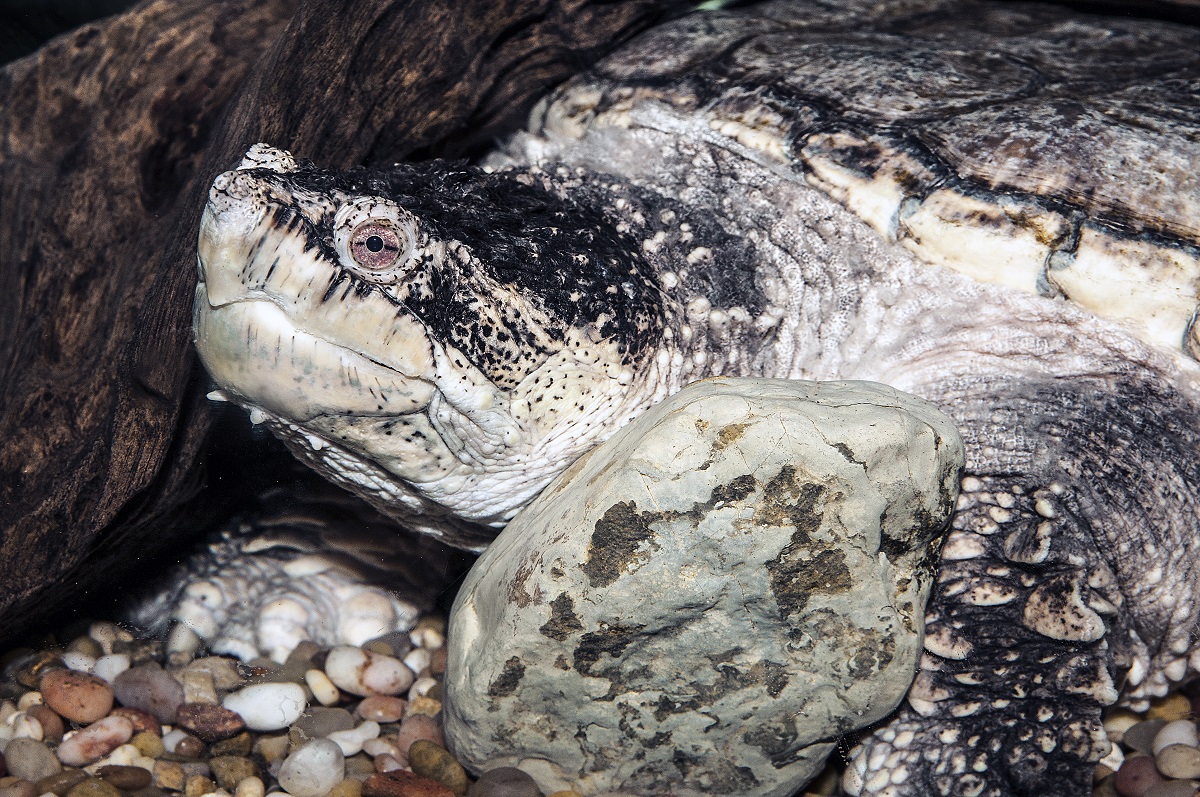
[[0, 0, 690, 642]]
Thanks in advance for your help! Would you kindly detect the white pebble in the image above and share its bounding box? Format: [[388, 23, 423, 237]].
[[57, 715, 134, 766], [162, 728, 191, 753], [1154, 719, 1200, 754], [16, 692, 43, 711], [277, 739, 345, 797], [305, 669, 341, 706], [403, 648, 432, 677], [61, 652, 97, 673], [409, 627, 444, 650], [5, 711, 42, 741], [409, 677, 439, 698], [235, 776, 265, 797], [222, 682, 307, 731], [93, 654, 131, 684], [326, 720, 380, 756], [325, 646, 413, 697]]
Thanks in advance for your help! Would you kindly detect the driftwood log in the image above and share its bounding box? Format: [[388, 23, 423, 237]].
[[0, 0, 690, 643]]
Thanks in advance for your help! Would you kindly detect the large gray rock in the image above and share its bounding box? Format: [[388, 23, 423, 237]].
[[444, 378, 964, 797]]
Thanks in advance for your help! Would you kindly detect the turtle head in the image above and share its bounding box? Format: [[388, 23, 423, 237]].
[[194, 144, 665, 547]]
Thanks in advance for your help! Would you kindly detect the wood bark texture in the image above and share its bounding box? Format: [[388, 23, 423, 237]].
[[0, 0, 690, 642]]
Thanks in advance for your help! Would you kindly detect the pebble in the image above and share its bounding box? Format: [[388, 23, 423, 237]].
[[292, 706, 355, 740], [1155, 721, 1200, 756], [1148, 694, 1193, 723], [363, 771, 454, 797], [130, 730, 164, 758], [252, 734, 289, 764], [153, 761, 186, 791], [95, 764, 152, 790], [66, 637, 103, 659], [358, 696, 407, 723], [175, 702, 247, 742], [185, 774, 216, 797], [110, 706, 162, 736], [1143, 782, 1200, 797], [394, 715, 444, 755], [1157, 745, 1200, 780], [112, 664, 184, 723], [1126, 721, 1170, 756], [1116, 754, 1167, 797], [403, 650, 431, 679], [327, 721, 381, 757], [27, 705, 64, 744], [64, 778, 120, 797], [407, 697, 442, 717], [3, 738, 62, 782], [234, 775, 265, 797], [185, 658, 245, 692], [36, 768, 90, 795], [208, 756, 258, 790], [305, 669, 341, 707], [325, 648, 414, 697], [222, 683, 306, 731], [59, 653, 96, 674], [467, 767, 540, 797], [329, 779, 363, 797], [56, 716, 134, 767], [211, 731, 253, 757], [407, 741, 467, 797], [91, 656, 130, 685], [39, 671, 113, 724], [179, 670, 219, 705], [277, 739, 345, 797], [0, 781, 36, 797]]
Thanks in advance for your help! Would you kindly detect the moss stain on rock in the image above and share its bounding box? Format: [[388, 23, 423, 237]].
[[540, 592, 585, 641]]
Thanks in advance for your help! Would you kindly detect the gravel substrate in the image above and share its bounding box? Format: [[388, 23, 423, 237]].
[[3, 619, 1192, 797]]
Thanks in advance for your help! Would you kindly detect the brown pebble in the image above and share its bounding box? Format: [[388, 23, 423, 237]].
[[35, 769, 90, 797], [13, 652, 64, 690], [1143, 781, 1200, 797], [208, 757, 258, 790], [363, 771, 454, 797], [251, 735, 289, 764], [406, 697, 441, 717], [40, 670, 114, 724], [174, 703, 246, 742], [1115, 754, 1167, 797], [171, 734, 205, 759], [96, 765, 152, 791], [64, 778, 121, 797], [1126, 721, 1170, 756], [131, 731, 165, 759], [395, 714, 444, 755], [111, 707, 163, 737], [184, 775, 215, 797], [209, 732, 253, 757], [27, 704, 64, 744], [468, 768, 540, 797], [358, 696, 408, 724], [428, 649, 447, 677], [407, 741, 467, 797], [329, 780, 364, 797], [152, 762, 185, 792], [546, 793, 584, 797], [0, 779, 37, 797]]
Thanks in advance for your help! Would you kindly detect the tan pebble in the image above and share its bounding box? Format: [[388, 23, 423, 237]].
[[407, 741, 467, 797], [345, 754, 377, 781], [1104, 709, 1143, 745], [428, 649, 447, 677], [40, 670, 114, 724], [233, 776, 265, 797], [153, 761, 186, 791], [88, 623, 122, 655], [178, 671, 218, 705], [305, 669, 341, 707], [1154, 719, 1200, 754], [131, 730, 165, 758], [251, 734, 289, 764], [1148, 693, 1192, 723], [67, 637, 103, 660], [185, 775, 216, 797], [328, 779, 363, 797], [35, 769, 90, 796], [413, 616, 446, 636], [362, 642, 394, 657], [17, 692, 43, 711], [208, 756, 258, 790], [95, 764, 152, 791], [1156, 743, 1200, 779], [357, 697, 407, 724], [395, 714, 444, 755], [374, 755, 404, 774], [185, 658, 245, 692], [15, 653, 65, 690], [406, 697, 441, 718], [546, 792, 585, 797], [27, 704, 65, 744], [0, 779, 38, 797], [64, 777, 121, 797]]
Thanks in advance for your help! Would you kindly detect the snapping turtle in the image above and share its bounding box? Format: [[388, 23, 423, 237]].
[[181, 0, 1200, 795]]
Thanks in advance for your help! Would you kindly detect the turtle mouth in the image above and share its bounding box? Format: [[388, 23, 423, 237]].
[[194, 283, 438, 424]]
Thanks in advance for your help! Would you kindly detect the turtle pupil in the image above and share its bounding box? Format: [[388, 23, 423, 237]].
[[366, 235, 384, 253]]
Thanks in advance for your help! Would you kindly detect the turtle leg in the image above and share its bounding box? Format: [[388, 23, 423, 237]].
[[842, 373, 1200, 796], [125, 494, 460, 662]]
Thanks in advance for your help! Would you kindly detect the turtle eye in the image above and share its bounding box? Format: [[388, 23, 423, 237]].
[[349, 220, 405, 271]]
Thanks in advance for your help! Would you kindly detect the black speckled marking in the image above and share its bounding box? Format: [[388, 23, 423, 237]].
[[540, 592, 585, 641], [487, 656, 526, 698]]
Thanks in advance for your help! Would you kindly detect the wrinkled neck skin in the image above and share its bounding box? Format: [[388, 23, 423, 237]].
[[500, 118, 1200, 706]]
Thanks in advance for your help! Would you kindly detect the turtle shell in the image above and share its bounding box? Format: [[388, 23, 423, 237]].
[[531, 0, 1200, 357]]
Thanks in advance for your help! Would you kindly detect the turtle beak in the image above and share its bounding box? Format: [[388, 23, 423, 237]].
[[237, 143, 298, 174], [196, 170, 271, 306]]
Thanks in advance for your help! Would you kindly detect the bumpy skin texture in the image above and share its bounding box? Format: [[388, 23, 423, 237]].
[[191, 2, 1200, 795]]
